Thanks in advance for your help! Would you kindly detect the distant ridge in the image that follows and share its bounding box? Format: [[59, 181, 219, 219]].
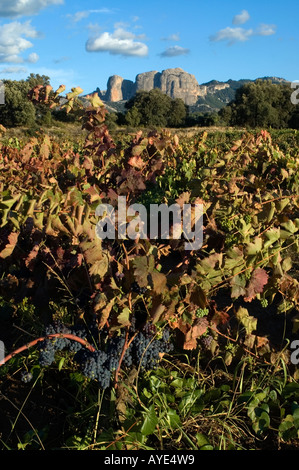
[[91, 69, 289, 114]]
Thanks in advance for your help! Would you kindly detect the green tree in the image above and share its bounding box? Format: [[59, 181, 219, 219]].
[[168, 98, 187, 127], [26, 73, 51, 89], [125, 106, 141, 127], [104, 111, 118, 130], [42, 110, 52, 127], [125, 89, 186, 127], [0, 80, 36, 127], [219, 80, 296, 129]]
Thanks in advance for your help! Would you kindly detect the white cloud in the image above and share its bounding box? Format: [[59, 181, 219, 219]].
[[86, 26, 148, 57], [210, 26, 253, 45], [67, 8, 113, 23], [112, 27, 136, 40], [27, 52, 39, 63], [68, 11, 89, 23], [0, 66, 27, 74], [159, 45, 190, 57], [0, 0, 64, 18], [210, 10, 276, 46], [161, 33, 180, 41], [256, 23, 277, 36], [233, 10, 250, 25], [0, 21, 40, 63]]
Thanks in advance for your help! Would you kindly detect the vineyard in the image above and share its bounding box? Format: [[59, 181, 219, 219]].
[[0, 85, 299, 451]]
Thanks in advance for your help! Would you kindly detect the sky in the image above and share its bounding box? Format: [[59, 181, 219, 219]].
[[0, 0, 298, 93]]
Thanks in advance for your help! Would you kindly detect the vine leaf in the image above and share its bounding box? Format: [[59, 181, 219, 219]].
[[25, 244, 40, 271], [235, 306, 257, 335], [89, 258, 109, 279], [127, 155, 146, 169], [183, 318, 209, 350], [150, 271, 167, 295], [132, 255, 154, 288], [244, 268, 269, 302], [209, 300, 230, 326], [96, 298, 115, 329], [231, 274, 247, 299], [141, 404, 158, 436], [0, 232, 19, 259]]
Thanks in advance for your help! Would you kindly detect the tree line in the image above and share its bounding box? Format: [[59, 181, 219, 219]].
[[0, 75, 298, 130]]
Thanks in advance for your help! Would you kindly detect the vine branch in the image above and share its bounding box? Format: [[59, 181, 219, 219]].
[[1, 333, 96, 366]]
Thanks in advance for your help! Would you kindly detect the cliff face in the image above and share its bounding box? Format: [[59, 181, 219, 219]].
[[158, 68, 205, 105], [104, 68, 207, 105], [135, 70, 160, 93], [105, 75, 136, 102]]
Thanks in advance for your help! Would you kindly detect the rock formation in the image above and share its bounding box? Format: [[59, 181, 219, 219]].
[[99, 69, 289, 112], [105, 75, 135, 102], [135, 71, 160, 93], [104, 68, 207, 105], [158, 68, 206, 105]]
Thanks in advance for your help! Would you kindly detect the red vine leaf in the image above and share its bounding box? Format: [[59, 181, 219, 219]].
[[183, 318, 209, 350], [0, 232, 19, 259], [209, 300, 230, 326], [128, 155, 146, 169], [244, 268, 269, 302], [25, 245, 40, 271]]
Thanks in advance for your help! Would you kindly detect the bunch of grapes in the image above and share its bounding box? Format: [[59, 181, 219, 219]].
[[220, 218, 234, 232], [196, 308, 209, 318], [200, 335, 214, 350], [39, 339, 57, 367], [131, 282, 148, 295], [44, 321, 72, 350], [132, 327, 173, 370], [260, 298, 269, 308], [106, 334, 134, 370], [74, 349, 111, 389], [37, 318, 173, 390]]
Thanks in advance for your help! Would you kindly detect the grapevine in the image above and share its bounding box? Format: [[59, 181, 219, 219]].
[[0, 81, 298, 420], [1, 319, 174, 390]]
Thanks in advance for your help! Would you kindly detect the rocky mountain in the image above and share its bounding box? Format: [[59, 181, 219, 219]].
[[94, 68, 288, 114], [97, 68, 206, 106]]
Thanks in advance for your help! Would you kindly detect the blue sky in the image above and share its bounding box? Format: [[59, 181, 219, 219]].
[[0, 0, 298, 93]]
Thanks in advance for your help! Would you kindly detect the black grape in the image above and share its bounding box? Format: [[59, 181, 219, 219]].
[[131, 282, 148, 295], [74, 349, 111, 389], [38, 319, 174, 389], [200, 335, 213, 350], [39, 339, 56, 367]]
